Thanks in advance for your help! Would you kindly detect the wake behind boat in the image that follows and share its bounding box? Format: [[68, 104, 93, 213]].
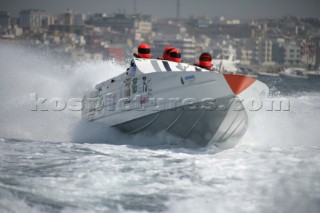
[[81, 58, 269, 146]]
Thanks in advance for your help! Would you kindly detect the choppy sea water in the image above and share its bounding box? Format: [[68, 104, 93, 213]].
[[1, 42, 320, 213]]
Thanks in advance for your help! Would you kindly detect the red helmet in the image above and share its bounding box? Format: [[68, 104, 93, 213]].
[[168, 48, 181, 62], [163, 46, 174, 60], [199, 52, 213, 68], [136, 43, 152, 58]]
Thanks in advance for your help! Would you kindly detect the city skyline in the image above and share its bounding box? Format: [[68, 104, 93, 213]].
[[1, 0, 320, 19]]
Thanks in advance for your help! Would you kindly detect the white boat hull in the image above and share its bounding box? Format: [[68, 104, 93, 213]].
[[82, 59, 268, 146], [279, 67, 308, 79]]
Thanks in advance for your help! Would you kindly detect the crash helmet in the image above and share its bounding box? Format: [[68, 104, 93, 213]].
[[137, 43, 152, 58], [163, 46, 174, 60], [168, 48, 181, 62], [199, 52, 213, 67]]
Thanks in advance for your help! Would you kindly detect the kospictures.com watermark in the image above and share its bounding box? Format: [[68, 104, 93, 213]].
[[29, 93, 291, 112]]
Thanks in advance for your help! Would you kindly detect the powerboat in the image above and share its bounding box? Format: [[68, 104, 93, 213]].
[[279, 67, 308, 79], [81, 58, 269, 146]]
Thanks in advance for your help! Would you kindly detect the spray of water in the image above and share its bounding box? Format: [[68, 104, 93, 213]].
[[240, 92, 320, 147], [0, 42, 123, 142]]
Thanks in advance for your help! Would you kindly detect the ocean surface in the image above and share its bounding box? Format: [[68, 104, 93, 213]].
[[1, 42, 320, 213]]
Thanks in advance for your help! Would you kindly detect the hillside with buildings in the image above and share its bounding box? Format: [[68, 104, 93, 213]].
[[1, 9, 319, 71]]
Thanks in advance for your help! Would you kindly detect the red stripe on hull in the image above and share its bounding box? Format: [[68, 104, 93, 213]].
[[223, 74, 256, 95]]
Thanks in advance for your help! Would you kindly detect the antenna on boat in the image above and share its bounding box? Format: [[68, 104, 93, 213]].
[[218, 54, 223, 72]]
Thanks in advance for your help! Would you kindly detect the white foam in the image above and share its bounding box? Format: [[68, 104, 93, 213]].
[[0, 42, 125, 142], [240, 93, 320, 147]]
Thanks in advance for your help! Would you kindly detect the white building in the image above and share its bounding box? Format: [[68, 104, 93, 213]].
[[255, 38, 274, 65], [284, 41, 301, 65], [134, 19, 152, 35], [226, 19, 241, 25], [239, 49, 254, 65], [19, 10, 47, 28], [64, 10, 74, 26]]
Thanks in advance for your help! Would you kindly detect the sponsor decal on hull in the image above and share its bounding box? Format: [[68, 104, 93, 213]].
[[183, 74, 196, 84]]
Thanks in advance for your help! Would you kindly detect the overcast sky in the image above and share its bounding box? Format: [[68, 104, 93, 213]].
[[1, 0, 319, 19]]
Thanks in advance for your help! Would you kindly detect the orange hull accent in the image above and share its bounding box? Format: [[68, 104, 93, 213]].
[[223, 74, 256, 95]]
